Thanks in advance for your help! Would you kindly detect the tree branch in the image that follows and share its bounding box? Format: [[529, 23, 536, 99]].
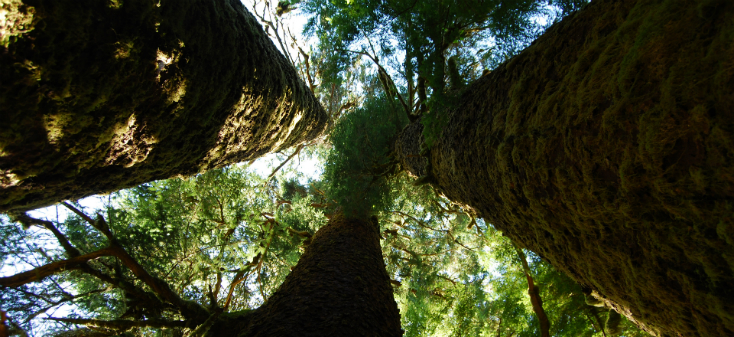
[[296, 45, 316, 92], [0, 247, 116, 288], [61, 202, 112, 239], [437, 274, 458, 286], [9, 213, 80, 257], [446, 231, 476, 252], [47, 317, 187, 330], [59, 206, 208, 321], [265, 143, 306, 182], [584, 307, 608, 337], [342, 49, 414, 120], [26, 288, 107, 322], [391, 210, 446, 233], [223, 254, 260, 310], [79, 264, 167, 311], [514, 245, 550, 337]]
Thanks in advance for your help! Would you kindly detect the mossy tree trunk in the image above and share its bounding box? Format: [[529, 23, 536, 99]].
[[0, 0, 326, 212], [207, 215, 403, 336], [396, 0, 734, 336]]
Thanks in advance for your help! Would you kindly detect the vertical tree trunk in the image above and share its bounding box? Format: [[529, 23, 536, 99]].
[[397, 0, 734, 335], [207, 215, 403, 336], [0, 0, 326, 212]]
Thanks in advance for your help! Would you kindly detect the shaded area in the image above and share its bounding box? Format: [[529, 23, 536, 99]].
[[397, 0, 734, 335], [0, 0, 326, 212], [208, 215, 402, 336]]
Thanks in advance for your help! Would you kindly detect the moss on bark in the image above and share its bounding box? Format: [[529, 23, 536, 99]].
[[0, 0, 326, 212], [398, 0, 734, 335], [207, 215, 402, 336]]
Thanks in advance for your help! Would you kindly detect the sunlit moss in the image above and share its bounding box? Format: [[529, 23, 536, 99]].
[[114, 40, 134, 59], [0, 0, 326, 211], [0, 0, 34, 48], [108, 0, 122, 9]]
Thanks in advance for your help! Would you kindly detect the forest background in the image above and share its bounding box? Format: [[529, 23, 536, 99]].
[[0, 0, 705, 336]]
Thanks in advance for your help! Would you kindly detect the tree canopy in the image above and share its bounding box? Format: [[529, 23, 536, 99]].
[[1, 164, 326, 335], [0, 0, 642, 335], [301, 0, 587, 144], [1, 152, 647, 336], [2, 0, 733, 336]]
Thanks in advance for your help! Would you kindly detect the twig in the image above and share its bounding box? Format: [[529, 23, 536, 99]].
[[10, 213, 80, 257], [26, 288, 107, 322], [265, 143, 307, 183]]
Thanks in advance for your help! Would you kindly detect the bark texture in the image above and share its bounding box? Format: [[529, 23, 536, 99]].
[[0, 0, 326, 212], [397, 0, 734, 336], [207, 215, 403, 336]]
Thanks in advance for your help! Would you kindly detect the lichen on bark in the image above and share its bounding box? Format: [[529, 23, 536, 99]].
[[0, 0, 326, 212], [397, 0, 734, 335]]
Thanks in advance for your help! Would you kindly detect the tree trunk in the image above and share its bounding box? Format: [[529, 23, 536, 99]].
[[207, 215, 403, 336], [0, 0, 326, 212], [396, 0, 734, 336]]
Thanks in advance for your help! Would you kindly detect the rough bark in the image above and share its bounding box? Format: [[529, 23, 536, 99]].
[[207, 215, 403, 336], [0, 0, 326, 212], [397, 0, 734, 336]]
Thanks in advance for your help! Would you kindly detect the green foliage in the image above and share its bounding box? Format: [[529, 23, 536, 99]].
[[1, 1, 666, 336], [0, 165, 328, 335], [359, 170, 648, 336], [323, 95, 409, 216], [1, 157, 650, 336], [301, 0, 589, 146], [304, 1, 645, 333]]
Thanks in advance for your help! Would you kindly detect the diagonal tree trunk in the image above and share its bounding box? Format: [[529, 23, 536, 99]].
[[207, 215, 403, 336], [0, 0, 326, 212], [396, 0, 734, 335]]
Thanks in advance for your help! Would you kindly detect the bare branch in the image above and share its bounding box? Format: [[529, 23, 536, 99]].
[[60, 206, 207, 320], [342, 49, 413, 119], [47, 317, 187, 330], [26, 288, 107, 323], [61, 202, 112, 239], [446, 231, 476, 252], [223, 254, 260, 310], [296, 46, 316, 92], [265, 143, 307, 183], [12, 208, 201, 322], [76, 264, 167, 311], [437, 274, 458, 286], [60, 202, 95, 225], [0, 247, 117, 288], [9, 213, 80, 257], [391, 210, 446, 233], [514, 245, 550, 337], [251, 2, 296, 67]]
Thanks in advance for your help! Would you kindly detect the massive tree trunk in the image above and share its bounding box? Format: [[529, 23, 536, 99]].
[[207, 215, 403, 336], [0, 0, 326, 212], [396, 0, 734, 336]]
